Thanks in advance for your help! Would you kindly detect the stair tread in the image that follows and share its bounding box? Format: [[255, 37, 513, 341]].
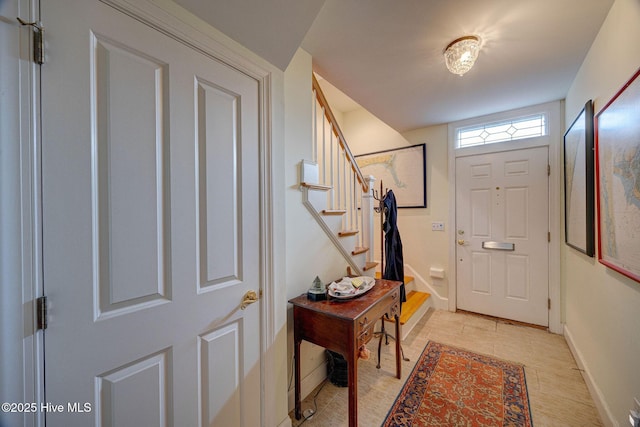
[[338, 230, 359, 236], [322, 209, 347, 215], [351, 246, 369, 255], [347, 262, 379, 277], [363, 262, 378, 270], [374, 272, 414, 284], [300, 182, 332, 191], [388, 290, 430, 325]]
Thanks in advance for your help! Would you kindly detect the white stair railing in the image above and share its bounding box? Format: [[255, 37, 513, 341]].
[[305, 75, 374, 273]]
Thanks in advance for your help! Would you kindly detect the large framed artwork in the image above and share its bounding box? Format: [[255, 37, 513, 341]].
[[563, 100, 595, 256], [355, 143, 426, 208], [595, 68, 640, 284]]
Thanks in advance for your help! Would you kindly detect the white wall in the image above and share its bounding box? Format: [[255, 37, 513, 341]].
[[270, 54, 290, 427], [563, 0, 640, 424], [284, 49, 353, 410]]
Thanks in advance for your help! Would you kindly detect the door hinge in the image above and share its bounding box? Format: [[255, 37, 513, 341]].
[[17, 18, 45, 65], [548, 298, 551, 310], [548, 232, 551, 242], [36, 296, 48, 330], [547, 164, 551, 176]]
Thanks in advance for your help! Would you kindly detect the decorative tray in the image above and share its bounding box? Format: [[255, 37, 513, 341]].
[[327, 277, 375, 299]]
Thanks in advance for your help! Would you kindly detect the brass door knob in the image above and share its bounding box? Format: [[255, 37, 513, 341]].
[[241, 290, 259, 310], [457, 239, 466, 246]]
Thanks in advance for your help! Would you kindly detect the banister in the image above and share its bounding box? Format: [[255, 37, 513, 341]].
[[312, 74, 369, 193]]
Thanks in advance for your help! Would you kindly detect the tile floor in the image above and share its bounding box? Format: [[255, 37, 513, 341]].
[[289, 309, 602, 426]]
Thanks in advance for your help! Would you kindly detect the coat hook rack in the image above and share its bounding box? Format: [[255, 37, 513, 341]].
[[372, 181, 410, 363], [372, 181, 389, 276]]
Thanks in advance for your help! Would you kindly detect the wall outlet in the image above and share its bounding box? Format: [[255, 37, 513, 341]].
[[432, 222, 445, 231]]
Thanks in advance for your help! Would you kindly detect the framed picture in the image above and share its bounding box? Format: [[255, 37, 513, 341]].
[[355, 143, 426, 208], [563, 100, 595, 256], [595, 68, 640, 283]]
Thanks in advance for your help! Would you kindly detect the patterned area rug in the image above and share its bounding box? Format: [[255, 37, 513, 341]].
[[383, 341, 532, 427]]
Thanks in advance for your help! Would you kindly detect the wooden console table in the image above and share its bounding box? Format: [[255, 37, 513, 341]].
[[289, 279, 402, 427]]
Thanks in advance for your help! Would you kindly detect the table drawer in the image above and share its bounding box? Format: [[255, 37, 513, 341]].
[[357, 323, 375, 348], [356, 288, 400, 336], [356, 314, 375, 335]]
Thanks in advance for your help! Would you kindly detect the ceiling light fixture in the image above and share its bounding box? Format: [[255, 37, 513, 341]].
[[444, 35, 481, 76]]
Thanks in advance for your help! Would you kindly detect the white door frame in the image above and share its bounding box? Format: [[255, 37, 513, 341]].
[[8, 0, 281, 425], [447, 101, 563, 334], [1, 1, 45, 426]]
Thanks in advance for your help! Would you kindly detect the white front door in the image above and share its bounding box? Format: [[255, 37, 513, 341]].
[[456, 146, 549, 326], [42, 1, 262, 426]]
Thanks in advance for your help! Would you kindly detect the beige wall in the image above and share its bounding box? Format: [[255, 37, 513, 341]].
[[401, 125, 450, 299], [563, 0, 640, 424], [341, 106, 451, 301]]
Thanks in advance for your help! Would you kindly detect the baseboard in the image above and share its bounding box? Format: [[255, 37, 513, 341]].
[[287, 358, 328, 414], [564, 324, 618, 427], [404, 264, 448, 310]]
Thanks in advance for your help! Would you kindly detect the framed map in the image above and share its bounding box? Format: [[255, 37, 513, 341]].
[[563, 100, 595, 256], [595, 68, 640, 283], [355, 143, 426, 208]]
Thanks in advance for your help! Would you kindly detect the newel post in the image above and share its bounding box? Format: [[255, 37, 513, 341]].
[[361, 175, 376, 264]]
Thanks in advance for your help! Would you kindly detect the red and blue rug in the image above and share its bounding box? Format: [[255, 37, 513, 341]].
[[383, 341, 532, 426]]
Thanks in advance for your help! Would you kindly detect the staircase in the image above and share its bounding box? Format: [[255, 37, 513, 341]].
[[301, 73, 430, 329], [299, 74, 377, 276]]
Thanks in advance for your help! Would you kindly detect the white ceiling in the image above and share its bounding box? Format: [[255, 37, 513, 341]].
[[175, 0, 614, 132], [173, 0, 326, 70]]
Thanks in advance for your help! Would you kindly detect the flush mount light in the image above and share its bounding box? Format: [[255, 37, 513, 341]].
[[443, 35, 481, 76]]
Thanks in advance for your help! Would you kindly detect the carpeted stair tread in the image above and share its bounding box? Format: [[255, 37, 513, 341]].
[[387, 290, 430, 325]]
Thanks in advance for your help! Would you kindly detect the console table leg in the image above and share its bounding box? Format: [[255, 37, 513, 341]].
[[376, 317, 385, 369], [395, 315, 401, 379], [294, 339, 302, 420], [347, 351, 358, 427]]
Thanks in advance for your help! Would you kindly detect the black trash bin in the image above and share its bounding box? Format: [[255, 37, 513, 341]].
[[326, 350, 348, 387]]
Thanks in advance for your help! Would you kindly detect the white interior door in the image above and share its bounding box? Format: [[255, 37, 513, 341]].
[[41, 1, 262, 426], [456, 146, 549, 326]]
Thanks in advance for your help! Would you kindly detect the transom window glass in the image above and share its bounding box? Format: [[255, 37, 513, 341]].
[[456, 114, 547, 148]]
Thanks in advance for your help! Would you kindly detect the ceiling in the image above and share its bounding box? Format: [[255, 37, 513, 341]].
[[173, 0, 326, 70], [175, 0, 614, 132]]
